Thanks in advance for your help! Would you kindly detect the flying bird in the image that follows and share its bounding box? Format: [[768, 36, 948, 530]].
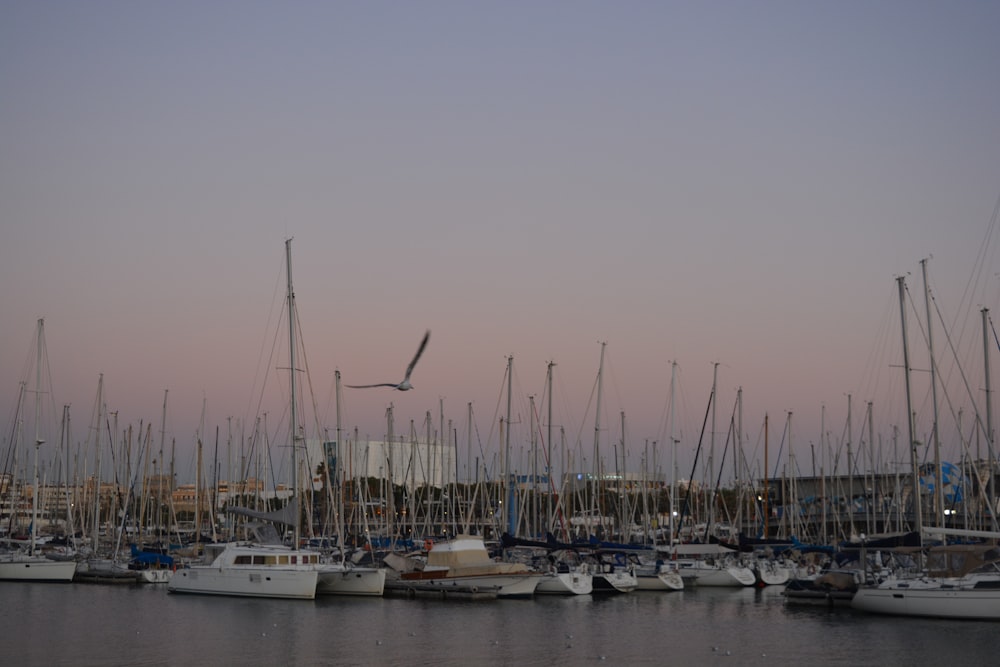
[[346, 330, 430, 391]]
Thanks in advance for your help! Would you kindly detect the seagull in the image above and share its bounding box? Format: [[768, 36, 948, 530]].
[[346, 330, 430, 391]]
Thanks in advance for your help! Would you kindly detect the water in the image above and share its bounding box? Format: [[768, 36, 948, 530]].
[[5, 583, 999, 666]]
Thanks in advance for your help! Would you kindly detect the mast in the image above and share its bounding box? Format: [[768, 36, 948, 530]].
[[466, 402, 473, 529], [504, 355, 514, 536], [847, 394, 855, 539], [591, 342, 605, 538], [897, 275, 923, 541], [529, 394, 537, 538], [920, 258, 945, 528], [820, 404, 827, 544], [619, 410, 627, 540], [335, 370, 345, 559], [787, 411, 796, 539], [546, 361, 555, 534], [385, 403, 395, 545], [763, 413, 769, 539], [669, 361, 678, 547], [285, 238, 300, 547], [735, 386, 743, 537], [983, 308, 995, 525], [91, 373, 104, 553], [30, 319, 45, 556], [704, 362, 718, 540], [866, 402, 875, 537], [61, 404, 74, 544]]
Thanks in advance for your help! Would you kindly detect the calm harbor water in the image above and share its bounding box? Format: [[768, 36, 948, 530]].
[[5, 582, 1000, 666]]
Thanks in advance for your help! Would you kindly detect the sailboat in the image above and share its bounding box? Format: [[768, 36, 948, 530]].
[[851, 528, 1000, 619], [0, 319, 77, 582], [852, 281, 1000, 618], [168, 240, 321, 600]]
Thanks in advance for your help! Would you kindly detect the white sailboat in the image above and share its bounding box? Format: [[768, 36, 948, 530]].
[[852, 280, 1000, 619], [168, 240, 321, 600], [671, 544, 756, 587], [634, 560, 684, 591], [533, 549, 594, 595], [0, 319, 77, 583], [168, 539, 320, 599], [535, 566, 594, 595], [852, 530, 1000, 619]]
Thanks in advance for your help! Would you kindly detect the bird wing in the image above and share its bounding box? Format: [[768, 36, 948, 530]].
[[345, 383, 400, 389], [403, 330, 430, 381]]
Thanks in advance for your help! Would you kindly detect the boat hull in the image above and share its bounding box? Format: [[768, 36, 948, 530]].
[[400, 571, 540, 598], [635, 569, 684, 591], [852, 582, 1000, 619], [678, 561, 756, 587], [138, 569, 174, 584], [169, 567, 318, 599], [592, 570, 638, 593], [535, 571, 593, 595], [0, 557, 77, 582], [317, 566, 386, 596]]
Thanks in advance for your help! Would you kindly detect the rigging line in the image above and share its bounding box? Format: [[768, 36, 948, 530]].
[[956, 189, 1000, 325], [481, 357, 510, 471], [245, 252, 288, 434], [991, 314, 1000, 355], [705, 404, 739, 540], [291, 303, 326, 445], [674, 382, 713, 544], [770, 416, 788, 481], [930, 281, 996, 453]]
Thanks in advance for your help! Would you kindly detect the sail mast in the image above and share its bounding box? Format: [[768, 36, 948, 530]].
[[983, 308, 996, 530], [592, 342, 605, 538], [669, 361, 677, 548], [30, 319, 45, 556], [91, 373, 104, 553], [897, 275, 923, 541], [285, 238, 300, 547], [920, 258, 945, 528], [546, 361, 554, 535], [504, 355, 514, 536]]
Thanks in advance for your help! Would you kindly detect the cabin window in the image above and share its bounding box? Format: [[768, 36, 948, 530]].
[[278, 555, 289, 565], [291, 555, 297, 564], [252, 555, 265, 565], [235, 555, 252, 565], [265, 556, 277, 565]]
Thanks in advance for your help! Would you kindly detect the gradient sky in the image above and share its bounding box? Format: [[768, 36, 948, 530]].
[[3, 1, 999, 487]]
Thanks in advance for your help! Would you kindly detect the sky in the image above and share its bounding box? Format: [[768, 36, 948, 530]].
[[2, 1, 999, 488]]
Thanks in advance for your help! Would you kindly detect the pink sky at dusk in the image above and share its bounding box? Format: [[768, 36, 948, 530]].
[[2, 2, 999, 486]]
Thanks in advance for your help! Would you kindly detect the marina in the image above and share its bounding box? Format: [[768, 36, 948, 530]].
[[5, 579, 1000, 666]]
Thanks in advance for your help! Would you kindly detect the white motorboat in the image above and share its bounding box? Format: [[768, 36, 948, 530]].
[[168, 542, 319, 600]]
